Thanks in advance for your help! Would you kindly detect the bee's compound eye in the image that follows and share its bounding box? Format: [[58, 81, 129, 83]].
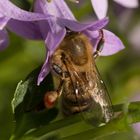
[[44, 91, 58, 109]]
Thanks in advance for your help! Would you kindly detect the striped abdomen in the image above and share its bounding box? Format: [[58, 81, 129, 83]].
[[61, 80, 93, 116]]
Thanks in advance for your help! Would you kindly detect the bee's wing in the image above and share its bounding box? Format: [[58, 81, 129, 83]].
[[91, 64, 114, 123], [73, 66, 113, 124], [63, 59, 113, 124]]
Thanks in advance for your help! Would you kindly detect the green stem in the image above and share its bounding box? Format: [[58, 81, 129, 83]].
[[61, 102, 140, 140], [13, 101, 140, 140], [61, 116, 127, 140], [22, 114, 82, 138]]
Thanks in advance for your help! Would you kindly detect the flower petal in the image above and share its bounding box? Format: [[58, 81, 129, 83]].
[[34, 0, 75, 19], [91, 0, 108, 19], [45, 29, 66, 55], [114, 0, 139, 8], [37, 29, 66, 85], [0, 29, 9, 51], [7, 20, 43, 40], [37, 51, 50, 86], [34, 0, 75, 34], [58, 17, 109, 32], [37, 21, 51, 39], [100, 29, 125, 56], [0, 14, 9, 30], [83, 30, 99, 51], [0, 0, 50, 21]]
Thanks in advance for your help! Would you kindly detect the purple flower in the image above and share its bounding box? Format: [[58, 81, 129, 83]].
[[34, 0, 125, 85], [0, 0, 52, 49], [0, 0, 125, 85], [91, 0, 139, 19]]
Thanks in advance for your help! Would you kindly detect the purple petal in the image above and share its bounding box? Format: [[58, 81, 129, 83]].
[[34, 0, 75, 33], [83, 30, 99, 51], [34, 0, 75, 19], [0, 29, 9, 51], [100, 29, 125, 56], [37, 21, 51, 39], [0, 14, 9, 30], [84, 29, 125, 55], [37, 29, 66, 85], [87, 18, 109, 30], [45, 29, 66, 55], [58, 17, 109, 32], [114, 0, 139, 8], [37, 51, 51, 86], [7, 20, 43, 40], [91, 0, 108, 19], [0, 0, 51, 21]]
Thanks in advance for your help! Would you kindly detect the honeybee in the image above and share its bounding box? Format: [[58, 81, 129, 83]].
[[44, 31, 113, 123]]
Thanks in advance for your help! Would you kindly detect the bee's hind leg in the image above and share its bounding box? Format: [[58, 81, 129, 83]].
[[44, 79, 64, 109], [93, 30, 105, 59]]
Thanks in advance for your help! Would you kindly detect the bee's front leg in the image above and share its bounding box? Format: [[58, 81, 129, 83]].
[[93, 30, 105, 59], [44, 79, 64, 109]]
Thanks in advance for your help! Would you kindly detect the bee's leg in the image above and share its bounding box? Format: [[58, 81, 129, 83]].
[[44, 79, 64, 109], [93, 30, 105, 59], [56, 79, 64, 97]]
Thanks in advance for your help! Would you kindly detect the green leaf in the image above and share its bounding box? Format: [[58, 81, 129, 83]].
[[11, 66, 58, 139], [12, 80, 28, 113]]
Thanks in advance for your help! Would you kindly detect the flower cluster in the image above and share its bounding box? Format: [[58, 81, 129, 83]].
[[0, 0, 125, 85]]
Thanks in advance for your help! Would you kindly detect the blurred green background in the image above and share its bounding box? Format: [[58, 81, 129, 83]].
[[0, 0, 140, 140]]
